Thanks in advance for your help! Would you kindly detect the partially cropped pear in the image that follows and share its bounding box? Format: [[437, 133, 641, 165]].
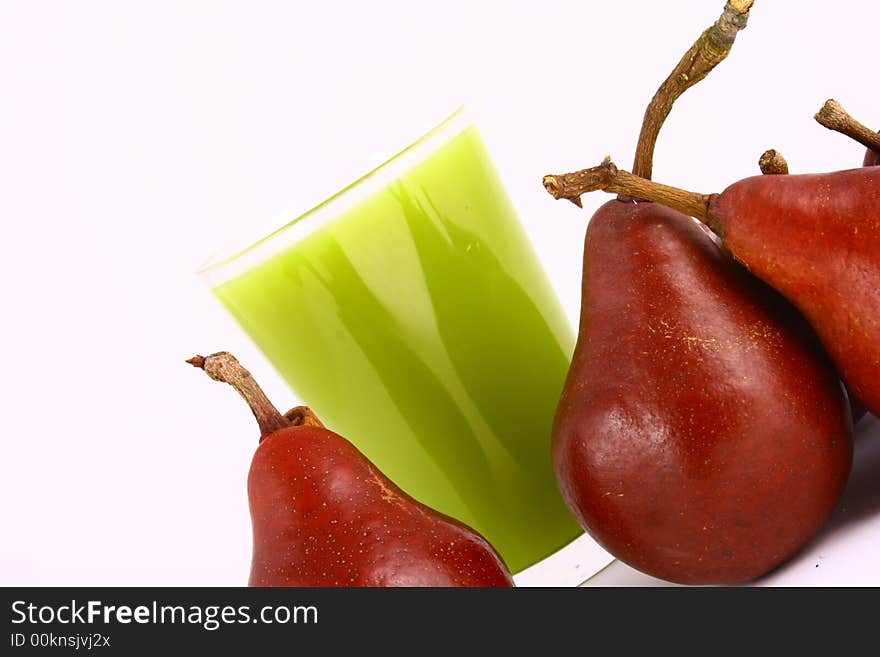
[[757, 147, 867, 426], [552, 200, 852, 585], [811, 100, 880, 422], [188, 352, 514, 587]]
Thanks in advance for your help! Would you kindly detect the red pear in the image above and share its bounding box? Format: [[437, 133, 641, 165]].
[[552, 198, 852, 585], [812, 99, 880, 423], [549, 0, 851, 585], [757, 147, 867, 426], [188, 352, 513, 587]]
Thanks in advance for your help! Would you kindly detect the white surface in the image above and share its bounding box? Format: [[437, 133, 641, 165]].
[[1, 1, 877, 586], [515, 534, 615, 588]]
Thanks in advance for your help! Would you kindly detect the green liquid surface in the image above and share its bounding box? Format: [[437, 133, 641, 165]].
[[214, 125, 581, 572]]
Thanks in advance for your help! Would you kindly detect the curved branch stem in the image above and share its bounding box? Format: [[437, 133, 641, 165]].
[[544, 158, 714, 228], [188, 352, 292, 441], [632, 0, 754, 179], [815, 99, 880, 154]]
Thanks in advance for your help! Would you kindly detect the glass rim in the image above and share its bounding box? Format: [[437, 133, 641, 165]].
[[198, 105, 472, 288]]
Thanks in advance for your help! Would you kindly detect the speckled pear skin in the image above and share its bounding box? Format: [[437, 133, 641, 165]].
[[552, 199, 852, 585], [247, 424, 514, 587]]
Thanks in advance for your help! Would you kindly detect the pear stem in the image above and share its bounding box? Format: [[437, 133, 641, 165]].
[[187, 352, 293, 441], [544, 157, 715, 227], [632, 0, 754, 179], [814, 99, 880, 154], [759, 149, 789, 175]]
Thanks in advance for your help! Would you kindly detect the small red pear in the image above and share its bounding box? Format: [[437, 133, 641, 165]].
[[188, 352, 513, 587]]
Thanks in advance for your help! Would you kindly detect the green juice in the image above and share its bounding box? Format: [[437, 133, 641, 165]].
[[211, 119, 581, 572]]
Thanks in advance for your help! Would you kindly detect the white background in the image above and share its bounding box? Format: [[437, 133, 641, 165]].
[[1, 0, 878, 586]]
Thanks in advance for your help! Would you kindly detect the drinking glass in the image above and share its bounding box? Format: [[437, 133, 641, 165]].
[[201, 107, 597, 583]]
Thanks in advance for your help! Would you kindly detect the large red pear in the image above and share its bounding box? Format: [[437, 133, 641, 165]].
[[549, 0, 850, 584], [552, 199, 852, 584]]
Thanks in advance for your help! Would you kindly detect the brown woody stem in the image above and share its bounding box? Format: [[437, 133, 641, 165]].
[[815, 99, 880, 154], [543, 158, 716, 230], [632, 0, 754, 179], [759, 149, 789, 175], [188, 352, 295, 441]]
